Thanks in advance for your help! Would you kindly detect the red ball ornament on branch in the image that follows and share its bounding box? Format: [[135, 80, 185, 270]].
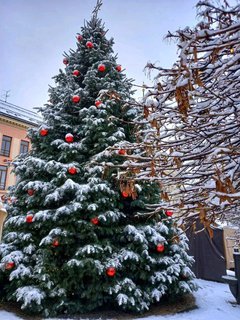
[[65, 133, 74, 143], [5, 262, 15, 270], [116, 65, 122, 72], [76, 34, 83, 42], [156, 244, 165, 253], [40, 128, 48, 136], [63, 58, 69, 65], [98, 64, 106, 72], [118, 149, 126, 155], [26, 214, 33, 223], [95, 100, 102, 107], [68, 167, 77, 175], [91, 217, 99, 225], [166, 210, 173, 217], [72, 95, 81, 103], [52, 239, 59, 247], [72, 70, 80, 77], [106, 267, 116, 277], [86, 41, 94, 49], [121, 191, 128, 198], [27, 189, 35, 196]]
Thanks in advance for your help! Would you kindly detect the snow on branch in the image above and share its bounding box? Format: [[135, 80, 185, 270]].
[[112, 0, 240, 241]]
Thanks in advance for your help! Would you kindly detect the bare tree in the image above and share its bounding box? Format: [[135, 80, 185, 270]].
[[109, 0, 240, 239]]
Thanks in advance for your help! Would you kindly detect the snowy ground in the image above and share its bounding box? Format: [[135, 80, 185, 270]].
[[1, 279, 239, 320]]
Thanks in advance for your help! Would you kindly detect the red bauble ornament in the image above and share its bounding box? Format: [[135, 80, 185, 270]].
[[98, 64, 106, 72], [156, 244, 165, 253], [166, 210, 173, 217], [86, 41, 94, 49], [72, 95, 81, 103], [68, 167, 77, 175], [27, 189, 34, 196], [116, 65, 122, 72], [52, 239, 59, 247], [40, 128, 48, 136], [72, 70, 80, 77], [91, 217, 99, 225], [63, 57, 69, 65], [65, 133, 74, 143], [95, 100, 102, 107], [26, 214, 33, 223], [118, 149, 126, 155], [121, 191, 128, 198], [76, 34, 83, 42], [106, 267, 116, 277], [5, 262, 15, 270]]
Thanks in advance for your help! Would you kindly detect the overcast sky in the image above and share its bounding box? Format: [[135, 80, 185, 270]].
[[0, 0, 206, 111]]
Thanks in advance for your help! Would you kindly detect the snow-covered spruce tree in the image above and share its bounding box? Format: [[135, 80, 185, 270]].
[[0, 1, 196, 317]]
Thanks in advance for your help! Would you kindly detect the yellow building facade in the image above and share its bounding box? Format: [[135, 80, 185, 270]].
[[0, 99, 40, 199]]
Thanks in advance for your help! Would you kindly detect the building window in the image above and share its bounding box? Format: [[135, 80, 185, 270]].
[[0, 165, 7, 190], [20, 140, 29, 154], [0, 135, 12, 157]]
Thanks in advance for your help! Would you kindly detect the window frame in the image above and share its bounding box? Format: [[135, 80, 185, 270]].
[[0, 165, 8, 190], [19, 140, 29, 155], [0, 135, 12, 157]]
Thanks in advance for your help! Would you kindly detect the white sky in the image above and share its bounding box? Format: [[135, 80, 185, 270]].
[[0, 0, 215, 111]]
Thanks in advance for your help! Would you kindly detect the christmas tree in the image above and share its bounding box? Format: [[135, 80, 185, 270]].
[[0, 1, 196, 317]]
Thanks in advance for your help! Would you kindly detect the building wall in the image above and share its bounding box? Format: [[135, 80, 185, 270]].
[[0, 115, 34, 198]]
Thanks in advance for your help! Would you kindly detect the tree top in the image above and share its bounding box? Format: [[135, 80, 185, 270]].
[[92, 0, 103, 20]]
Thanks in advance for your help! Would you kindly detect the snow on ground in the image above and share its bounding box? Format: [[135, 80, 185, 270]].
[[138, 279, 240, 320], [1, 279, 239, 320], [0, 310, 24, 320]]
